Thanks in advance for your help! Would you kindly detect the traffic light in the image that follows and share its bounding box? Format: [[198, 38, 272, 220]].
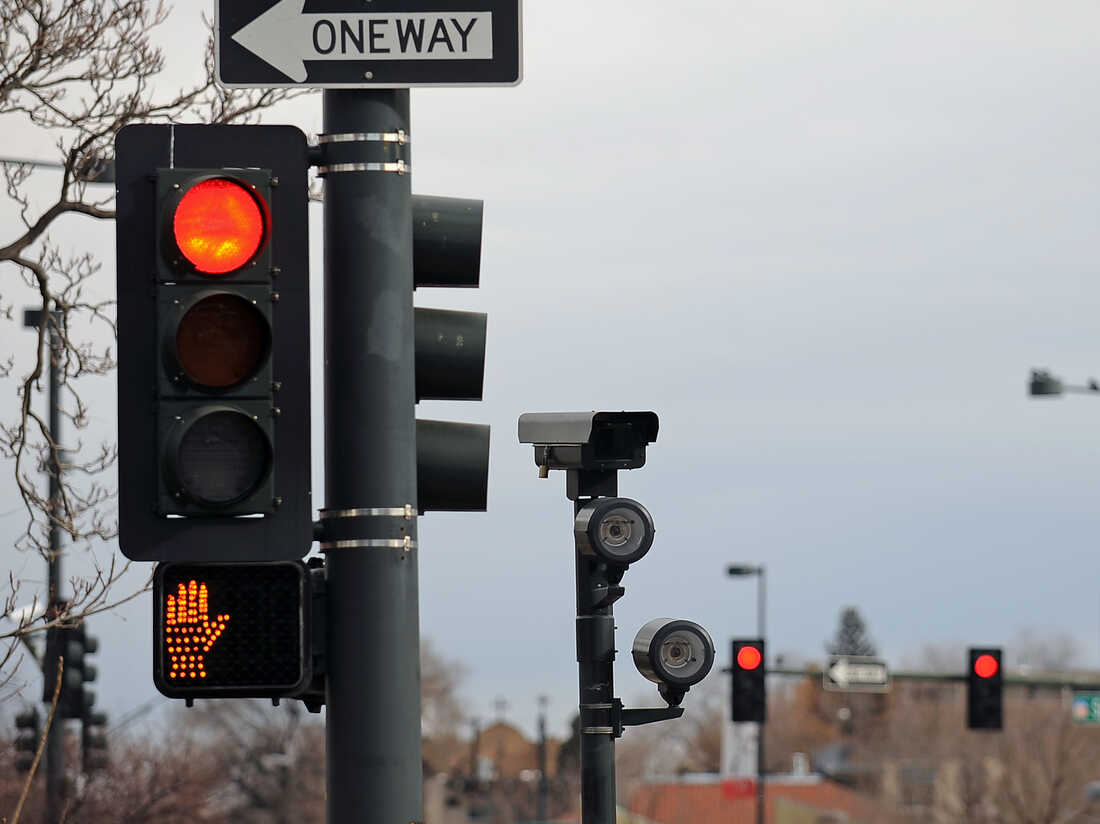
[[967, 647, 1003, 730], [42, 623, 96, 719], [152, 561, 311, 699], [115, 124, 311, 562], [413, 195, 490, 511], [14, 707, 40, 773], [731, 639, 766, 723], [81, 708, 108, 773]]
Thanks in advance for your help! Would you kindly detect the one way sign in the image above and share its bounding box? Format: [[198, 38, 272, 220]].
[[216, 0, 522, 88], [823, 655, 890, 693]]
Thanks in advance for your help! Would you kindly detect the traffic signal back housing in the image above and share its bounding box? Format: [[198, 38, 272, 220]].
[[967, 647, 1003, 730], [115, 124, 311, 562], [731, 639, 766, 723]]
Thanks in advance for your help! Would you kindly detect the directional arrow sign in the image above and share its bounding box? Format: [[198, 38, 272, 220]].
[[216, 0, 522, 88], [823, 655, 890, 693]]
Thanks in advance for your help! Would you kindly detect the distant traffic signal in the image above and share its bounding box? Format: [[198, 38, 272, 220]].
[[14, 707, 40, 773], [81, 708, 108, 773], [152, 561, 311, 699], [115, 124, 311, 562], [42, 623, 97, 720], [412, 196, 489, 512], [731, 639, 766, 723], [967, 647, 1003, 730]]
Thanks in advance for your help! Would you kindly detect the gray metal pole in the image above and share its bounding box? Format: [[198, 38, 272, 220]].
[[25, 308, 65, 822], [537, 698, 549, 823], [575, 503, 616, 824], [756, 567, 765, 824], [322, 89, 422, 824]]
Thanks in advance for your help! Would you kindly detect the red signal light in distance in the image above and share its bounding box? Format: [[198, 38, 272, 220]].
[[973, 653, 999, 679], [737, 644, 763, 671], [173, 179, 266, 274]]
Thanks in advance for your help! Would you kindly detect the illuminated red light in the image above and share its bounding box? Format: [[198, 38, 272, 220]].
[[737, 645, 763, 671], [974, 654, 999, 679], [173, 179, 265, 274]]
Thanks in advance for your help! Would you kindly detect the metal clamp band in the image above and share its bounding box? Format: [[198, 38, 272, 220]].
[[316, 160, 408, 176], [316, 130, 409, 145], [319, 506, 417, 520], [581, 727, 615, 735], [319, 537, 416, 551]]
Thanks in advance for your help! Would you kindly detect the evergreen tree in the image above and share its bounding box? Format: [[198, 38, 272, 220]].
[[826, 607, 877, 657]]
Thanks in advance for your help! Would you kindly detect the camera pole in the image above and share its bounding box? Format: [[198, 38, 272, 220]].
[[572, 469, 621, 824], [321, 89, 422, 824]]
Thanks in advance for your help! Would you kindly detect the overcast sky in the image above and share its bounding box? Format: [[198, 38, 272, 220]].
[[2, 0, 1100, 740]]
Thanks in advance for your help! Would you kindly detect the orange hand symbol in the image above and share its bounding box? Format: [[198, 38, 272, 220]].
[[165, 580, 229, 681]]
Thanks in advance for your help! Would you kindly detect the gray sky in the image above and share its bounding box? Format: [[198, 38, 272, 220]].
[[2, 0, 1100, 739]]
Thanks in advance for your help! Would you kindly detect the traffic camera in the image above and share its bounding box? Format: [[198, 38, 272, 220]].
[[632, 618, 715, 706], [574, 498, 655, 566], [519, 411, 659, 473]]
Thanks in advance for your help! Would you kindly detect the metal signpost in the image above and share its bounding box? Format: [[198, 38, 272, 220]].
[[216, 0, 522, 87], [112, 6, 519, 824], [823, 655, 891, 693]]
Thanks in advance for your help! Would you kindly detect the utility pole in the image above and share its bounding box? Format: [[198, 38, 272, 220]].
[[320, 89, 422, 824], [24, 306, 65, 823], [537, 695, 549, 823]]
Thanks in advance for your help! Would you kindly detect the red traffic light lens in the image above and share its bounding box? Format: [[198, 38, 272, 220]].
[[176, 294, 269, 389], [173, 179, 266, 274], [737, 645, 763, 671], [974, 653, 999, 679]]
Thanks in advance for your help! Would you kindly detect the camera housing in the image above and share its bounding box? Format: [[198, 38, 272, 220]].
[[518, 411, 659, 472], [574, 498, 655, 566], [632, 618, 715, 706]]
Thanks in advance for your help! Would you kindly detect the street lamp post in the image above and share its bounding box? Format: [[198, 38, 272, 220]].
[[727, 563, 766, 824]]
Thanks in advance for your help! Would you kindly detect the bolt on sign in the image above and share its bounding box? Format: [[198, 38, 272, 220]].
[[153, 561, 311, 699]]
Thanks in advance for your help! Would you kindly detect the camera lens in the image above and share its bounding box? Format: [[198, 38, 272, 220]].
[[658, 631, 707, 680], [599, 514, 632, 548], [574, 498, 655, 566]]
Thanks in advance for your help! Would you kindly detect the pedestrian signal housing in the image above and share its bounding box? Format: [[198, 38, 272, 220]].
[[153, 561, 310, 699]]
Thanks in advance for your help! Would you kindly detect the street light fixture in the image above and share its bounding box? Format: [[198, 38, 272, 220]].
[[726, 563, 766, 824], [1029, 368, 1099, 398], [726, 564, 765, 640]]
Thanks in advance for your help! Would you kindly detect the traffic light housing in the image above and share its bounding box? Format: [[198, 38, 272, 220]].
[[14, 707, 40, 773], [967, 647, 1003, 730], [413, 195, 489, 511], [731, 639, 766, 723], [42, 623, 96, 719], [82, 709, 108, 773], [152, 561, 311, 699], [115, 124, 311, 562]]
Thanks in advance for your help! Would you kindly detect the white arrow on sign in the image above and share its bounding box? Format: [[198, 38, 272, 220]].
[[827, 658, 888, 689], [232, 0, 495, 82]]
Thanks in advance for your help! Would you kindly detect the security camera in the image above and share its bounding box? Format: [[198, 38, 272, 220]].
[[518, 411, 659, 472], [574, 498, 654, 566], [632, 618, 715, 706]]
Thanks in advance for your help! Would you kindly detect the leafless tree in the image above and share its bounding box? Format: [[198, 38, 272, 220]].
[[0, 1, 305, 689]]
